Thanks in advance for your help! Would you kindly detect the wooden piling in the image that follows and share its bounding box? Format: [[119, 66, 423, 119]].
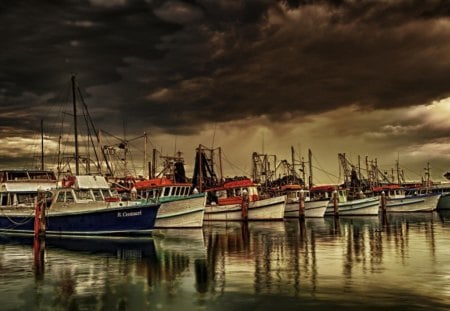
[[333, 190, 339, 218], [299, 190, 305, 220], [34, 192, 46, 238], [381, 191, 386, 213], [241, 193, 249, 221]]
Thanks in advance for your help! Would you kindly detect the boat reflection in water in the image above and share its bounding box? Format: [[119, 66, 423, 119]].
[[1, 213, 450, 310]]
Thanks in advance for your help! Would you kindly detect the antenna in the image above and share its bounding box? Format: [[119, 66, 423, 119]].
[[211, 123, 217, 149], [262, 131, 265, 154]]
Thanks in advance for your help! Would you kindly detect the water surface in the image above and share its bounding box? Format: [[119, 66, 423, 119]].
[[1, 211, 450, 311]]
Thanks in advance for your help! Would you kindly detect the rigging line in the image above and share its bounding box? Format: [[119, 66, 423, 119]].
[[311, 153, 339, 184], [221, 151, 248, 176], [311, 164, 340, 178], [400, 165, 423, 179]]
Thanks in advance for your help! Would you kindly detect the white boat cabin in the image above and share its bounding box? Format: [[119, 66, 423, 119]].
[[134, 178, 194, 201], [0, 170, 57, 207], [141, 185, 192, 200], [54, 175, 117, 205], [310, 186, 349, 203], [277, 185, 312, 203]]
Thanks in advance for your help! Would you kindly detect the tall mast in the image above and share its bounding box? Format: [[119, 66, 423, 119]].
[[144, 132, 148, 178], [71, 75, 80, 175], [308, 148, 313, 189], [40, 119, 44, 170], [291, 146, 295, 178]]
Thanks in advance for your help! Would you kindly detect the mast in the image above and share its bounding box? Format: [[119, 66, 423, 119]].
[[308, 148, 313, 189], [144, 132, 148, 178], [291, 146, 295, 178], [71, 75, 80, 175], [218, 147, 223, 183], [40, 119, 44, 170]]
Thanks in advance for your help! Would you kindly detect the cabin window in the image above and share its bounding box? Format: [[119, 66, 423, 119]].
[[75, 190, 93, 200], [146, 190, 153, 199], [163, 187, 171, 197], [16, 193, 34, 205], [287, 192, 297, 199], [92, 189, 103, 201], [1, 194, 7, 206], [57, 192, 65, 202], [101, 189, 112, 199], [66, 191, 74, 202]]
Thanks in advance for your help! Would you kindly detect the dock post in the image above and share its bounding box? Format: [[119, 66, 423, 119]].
[[381, 191, 386, 213], [299, 189, 305, 220], [241, 192, 249, 221], [34, 192, 46, 238], [333, 190, 339, 218]]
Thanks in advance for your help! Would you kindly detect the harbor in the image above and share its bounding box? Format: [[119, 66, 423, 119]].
[[1, 213, 450, 310], [2, 1, 450, 310]]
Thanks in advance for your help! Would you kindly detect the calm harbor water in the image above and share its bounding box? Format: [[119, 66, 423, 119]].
[[1, 212, 450, 311]]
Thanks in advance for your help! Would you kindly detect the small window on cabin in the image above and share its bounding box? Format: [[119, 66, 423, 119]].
[[101, 189, 112, 199], [66, 191, 74, 202], [92, 189, 103, 201], [75, 190, 93, 200], [17, 193, 33, 205], [146, 190, 153, 199], [57, 192, 65, 202], [163, 187, 171, 197], [1, 194, 7, 206]]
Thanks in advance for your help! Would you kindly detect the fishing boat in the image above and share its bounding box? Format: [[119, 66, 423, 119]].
[[278, 184, 328, 218], [204, 178, 286, 221], [310, 185, 380, 216], [374, 184, 440, 212], [0, 174, 160, 236], [134, 177, 206, 228]]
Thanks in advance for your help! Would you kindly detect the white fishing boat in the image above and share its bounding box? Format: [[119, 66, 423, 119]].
[[374, 185, 440, 212], [310, 185, 380, 216], [204, 179, 286, 221], [134, 177, 205, 228], [277, 184, 328, 218]]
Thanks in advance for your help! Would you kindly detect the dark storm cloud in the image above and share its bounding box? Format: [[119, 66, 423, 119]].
[[1, 0, 450, 137]]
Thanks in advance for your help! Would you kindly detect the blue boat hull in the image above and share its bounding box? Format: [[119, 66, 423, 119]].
[[0, 204, 160, 236]]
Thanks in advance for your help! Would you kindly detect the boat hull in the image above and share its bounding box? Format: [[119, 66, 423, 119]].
[[437, 193, 450, 210], [204, 195, 286, 221], [0, 203, 160, 236], [154, 194, 206, 228], [385, 194, 440, 212], [284, 199, 328, 218], [325, 196, 380, 216]]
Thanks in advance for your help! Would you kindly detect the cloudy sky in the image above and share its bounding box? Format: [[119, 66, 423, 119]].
[[1, 0, 450, 183]]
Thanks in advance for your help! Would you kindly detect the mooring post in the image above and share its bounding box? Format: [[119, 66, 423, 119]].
[[381, 191, 386, 213], [34, 192, 46, 238], [241, 191, 249, 221], [333, 190, 339, 218], [299, 189, 305, 220]]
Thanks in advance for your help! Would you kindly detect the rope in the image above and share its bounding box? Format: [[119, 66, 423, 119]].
[[221, 151, 249, 176], [0, 207, 35, 226]]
